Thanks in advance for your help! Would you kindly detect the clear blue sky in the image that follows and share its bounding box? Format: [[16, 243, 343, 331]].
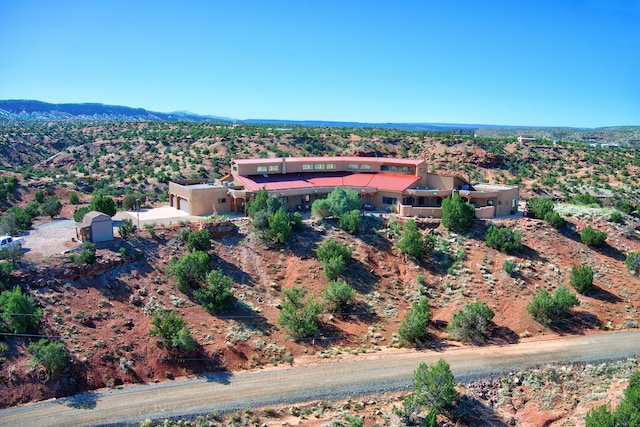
[[1, 1, 638, 127]]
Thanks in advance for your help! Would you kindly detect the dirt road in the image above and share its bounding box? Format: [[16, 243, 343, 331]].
[[1, 331, 639, 427]]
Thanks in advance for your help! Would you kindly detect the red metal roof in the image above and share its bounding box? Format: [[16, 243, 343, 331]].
[[237, 172, 419, 193]]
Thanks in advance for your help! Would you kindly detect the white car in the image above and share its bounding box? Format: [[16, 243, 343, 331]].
[[0, 235, 24, 253]]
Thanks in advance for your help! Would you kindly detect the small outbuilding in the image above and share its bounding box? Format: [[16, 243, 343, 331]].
[[76, 211, 113, 243]]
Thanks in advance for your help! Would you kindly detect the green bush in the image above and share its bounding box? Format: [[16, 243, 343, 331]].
[[68, 242, 97, 265], [41, 196, 62, 219], [24, 201, 40, 219], [585, 371, 640, 426], [90, 195, 117, 216], [0, 261, 12, 289], [28, 339, 68, 376], [187, 230, 211, 252], [570, 193, 601, 206], [69, 191, 80, 205], [278, 287, 323, 340], [118, 219, 137, 240], [322, 280, 356, 312], [73, 206, 91, 223], [544, 211, 565, 229], [503, 258, 516, 276], [626, 252, 640, 275], [570, 264, 594, 295], [326, 187, 362, 217], [338, 210, 361, 235], [485, 225, 521, 253], [317, 240, 352, 264], [322, 256, 346, 281], [166, 251, 209, 293], [411, 359, 457, 415], [122, 193, 147, 211], [527, 286, 580, 325], [447, 301, 495, 342], [267, 208, 292, 244], [526, 197, 554, 220], [610, 211, 624, 224], [581, 226, 607, 247], [614, 198, 635, 215], [398, 297, 431, 345], [397, 219, 427, 259], [441, 192, 475, 231], [0, 286, 42, 333], [311, 199, 331, 219], [193, 269, 235, 313], [149, 309, 197, 353], [34, 189, 45, 203], [290, 211, 304, 231]]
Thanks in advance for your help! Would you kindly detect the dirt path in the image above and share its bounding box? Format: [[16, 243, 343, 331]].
[[2, 331, 639, 427]]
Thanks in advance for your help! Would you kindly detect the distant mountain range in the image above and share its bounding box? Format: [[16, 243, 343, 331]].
[[0, 99, 525, 131]]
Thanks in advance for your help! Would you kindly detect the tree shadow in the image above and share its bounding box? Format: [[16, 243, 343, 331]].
[[60, 391, 99, 410], [287, 225, 324, 260], [454, 395, 510, 426], [487, 324, 520, 345], [549, 310, 602, 335], [588, 284, 623, 303], [332, 301, 380, 323], [217, 300, 274, 337], [593, 242, 626, 262], [211, 253, 256, 288], [517, 243, 549, 264], [197, 370, 232, 385], [347, 259, 380, 294]]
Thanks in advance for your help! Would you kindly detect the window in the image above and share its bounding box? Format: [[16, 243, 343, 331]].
[[359, 164, 371, 170], [314, 164, 326, 170], [232, 165, 237, 171], [257, 166, 268, 173], [347, 164, 359, 170], [217, 198, 227, 204], [381, 165, 413, 174], [268, 165, 279, 172], [326, 164, 337, 170], [382, 197, 397, 205], [402, 197, 414, 205], [280, 197, 288, 204], [302, 164, 313, 170], [419, 168, 426, 173]]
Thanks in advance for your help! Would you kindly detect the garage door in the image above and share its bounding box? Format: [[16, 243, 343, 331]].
[[178, 198, 190, 213]]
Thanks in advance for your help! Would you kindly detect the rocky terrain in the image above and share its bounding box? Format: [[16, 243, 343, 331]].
[[1, 121, 640, 426]]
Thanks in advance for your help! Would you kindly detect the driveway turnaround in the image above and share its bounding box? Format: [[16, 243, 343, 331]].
[[1, 331, 639, 427]]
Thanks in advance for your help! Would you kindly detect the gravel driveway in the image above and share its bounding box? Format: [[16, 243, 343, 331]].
[[22, 219, 79, 259]]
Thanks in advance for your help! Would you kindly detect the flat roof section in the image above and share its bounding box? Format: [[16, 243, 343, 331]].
[[236, 172, 420, 193], [231, 156, 425, 166]]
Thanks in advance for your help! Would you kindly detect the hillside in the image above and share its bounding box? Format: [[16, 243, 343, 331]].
[[0, 120, 639, 425]]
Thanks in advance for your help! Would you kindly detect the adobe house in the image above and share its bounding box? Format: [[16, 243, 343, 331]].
[[169, 156, 519, 218], [76, 211, 114, 243]]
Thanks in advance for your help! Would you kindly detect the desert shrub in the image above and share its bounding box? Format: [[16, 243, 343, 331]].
[[322, 280, 356, 312], [2, 206, 35, 234], [118, 219, 137, 240], [441, 192, 475, 231], [166, 251, 209, 293], [626, 252, 640, 275], [24, 201, 40, 219], [317, 240, 352, 264], [398, 297, 431, 345], [544, 211, 565, 229], [73, 206, 91, 223], [267, 208, 292, 244], [290, 211, 304, 231], [585, 405, 615, 427], [0, 261, 12, 289], [252, 210, 270, 230], [503, 258, 516, 276], [311, 199, 331, 219], [526, 197, 555, 220], [41, 196, 62, 219], [193, 269, 235, 313], [69, 191, 79, 205], [278, 287, 323, 340], [28, 339, 68, 376], [69, 241, 97, 265], [322, 256, 346, 281], [527, 286, 580, 325], [90, 195, 117, 216], [34, 189, 45, 203], [187, 229, 211, 252], [397, 219, 428, 259], [338, 210, 361, 235], [326, 187, 362, 217], [122, 193, 147, 211], [149, 309, 196, 353], [447, 301, 495, 342], [610, 211, 624, 224], [485, 225, 521, 253], [570, 264, 594, 295], [614, 198, 635, 215], [570, 193, 601, 206], [585, 371, 640, 426], [0, 286, 42, 333], [581, 226, 607, 247]]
